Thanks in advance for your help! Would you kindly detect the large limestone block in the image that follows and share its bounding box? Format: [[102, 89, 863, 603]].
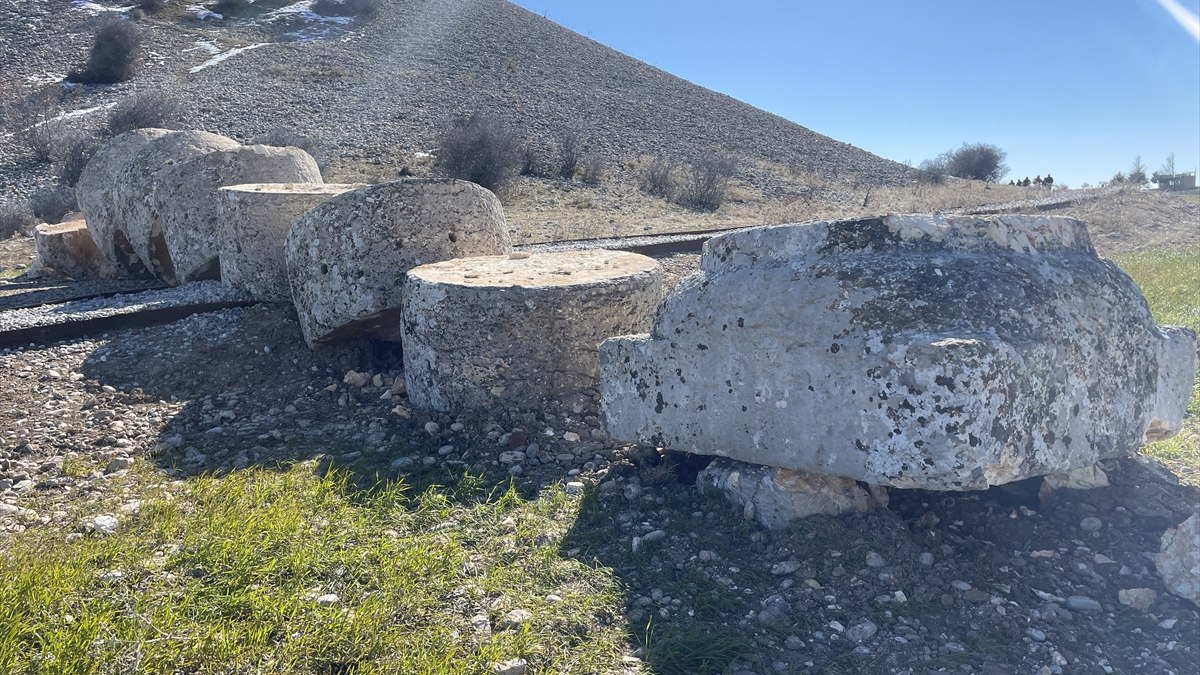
[[1157, 513, 1200, 606], [111, 130, 241, 282], [285, 179, 511, 347], [75, 128, 171, 277], [153, 145, 322, 284], [33, 219, 103, 279], [219, 183, 366, 301], [600, 215, 1199, 491], [403, 250, 662, 412]]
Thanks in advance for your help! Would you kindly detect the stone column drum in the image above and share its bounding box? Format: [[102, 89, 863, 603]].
[[75, 128, 171, 278], [402, 249, 662, 413], [218, 183, 366, 301], [285, 179, 512, 347], [600, 215, 1198, 491], [34, 220, 103, 279]]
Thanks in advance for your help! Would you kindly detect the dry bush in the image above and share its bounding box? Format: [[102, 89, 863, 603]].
[[640, 155, 676, 199], [21, 117, 60, 163], [519, 143, 552, 178], [28, 186, 78, 224], [68, 18, 142, 84], [938, 142, 1009, 183], [557, 131, 581, 179], [913, 158, 947, 185], [54, 130, 102, 187], [0, 202, 37, 239], [436, 113, 520, 191], [137, 0, 167, 12], [213, 0, 251, 17], [677, 153, 736, 212], [579, 155, 605, 185], [312, 0, 381, 16], [107, 90, 180, 135]]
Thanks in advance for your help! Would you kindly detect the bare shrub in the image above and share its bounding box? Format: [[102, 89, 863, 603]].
[[677, 153, 736, 212], [436, 113, 520, 191], [640, 156, 676, 199], [0, 201, 37, 239], [312, 0, 381, 16], [137, 0, 167, 12], [21, 117, 60, 163], [519, 143, 552, 178], [579, 155, 605, 185], [938, 142, 1009, 182], [54, 130, 102, 187], [28, 186, 78, 224], [913, 158, 947, 185], [68, 18, 142, 84], [107, 90, 180, 135], [557, 131, 581, 179]]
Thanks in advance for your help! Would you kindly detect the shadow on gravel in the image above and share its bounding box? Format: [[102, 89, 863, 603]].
[[73, 303, 1200, 674], [559, 454, 1200, 674]]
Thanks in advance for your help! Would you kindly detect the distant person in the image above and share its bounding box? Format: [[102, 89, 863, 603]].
[[1034, 175, 1043, 186], [1044, 174, 1054, 188]]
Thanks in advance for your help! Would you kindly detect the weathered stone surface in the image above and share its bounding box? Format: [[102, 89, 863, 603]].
[[285, 179, 511, 347], [111, 130, 241, 282], [1157, 513, 1200, 606], [1043, 463, 1110, 490], [75, 128, 171, 278], [219, 183, 366, 301], [697, 458, 882, 528], [601, 215, 1199, 491], [156, 145, 322, 284], [403, 250, 661, 412], [33, 220, 104, 279]]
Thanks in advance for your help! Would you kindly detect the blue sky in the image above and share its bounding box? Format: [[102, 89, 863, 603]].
[[511, 0, 1200, 188]]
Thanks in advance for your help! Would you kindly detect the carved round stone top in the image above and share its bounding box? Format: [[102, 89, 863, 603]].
[[220, 183, 367, 195], [35, 219, 87, 235], [409, 250, 660, 288]]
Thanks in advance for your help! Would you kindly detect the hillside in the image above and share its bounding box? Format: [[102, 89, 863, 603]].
[[0, 0, 909, 203]]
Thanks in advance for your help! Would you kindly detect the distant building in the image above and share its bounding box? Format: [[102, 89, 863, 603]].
[[1152, 172, 1197, 191]]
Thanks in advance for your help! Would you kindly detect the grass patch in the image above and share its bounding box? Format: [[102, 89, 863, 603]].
[[1117, 247, 1200, 484], [0, 463, 632, 672]]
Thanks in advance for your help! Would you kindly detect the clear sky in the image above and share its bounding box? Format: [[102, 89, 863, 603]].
[[511, 0, 1200, 188]]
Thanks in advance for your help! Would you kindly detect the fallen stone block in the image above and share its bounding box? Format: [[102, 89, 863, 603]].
[[601, 215, 1198, 491], [402, 250, 661, 412], [111, 130, 242, 282], [286, 179, 511, 347], [698, 458, 882, 528], [219, 183, 367, 301], [33, 220, 104, 279], [155, 145, 322, 284], [75, 128, 171, 278], [1157, 512, 1199, 606]]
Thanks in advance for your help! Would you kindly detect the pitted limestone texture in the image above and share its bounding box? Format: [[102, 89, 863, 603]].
[[155, 145, 322, 284], [110, 130, 242, 283], [34, 220, 104, 279], [285, 179, 511, 347], [698, 458, 882, 529], [402, 250, 661, 412], [600, 215, 1199, 491], [1157, 513, 1200, 606], [219, 183, 365, 302], [76, 128, 170, 278]]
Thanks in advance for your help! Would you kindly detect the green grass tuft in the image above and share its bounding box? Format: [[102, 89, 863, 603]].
[[0, 464, 631, 673]]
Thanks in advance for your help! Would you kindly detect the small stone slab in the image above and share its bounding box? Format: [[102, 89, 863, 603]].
[[34, 220, 103, 279], [403, 249, 661, 412]]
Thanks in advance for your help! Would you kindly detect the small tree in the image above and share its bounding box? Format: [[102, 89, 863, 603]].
[[68, 18, 142, 84], [940, 142, 1009, 182], [1159, 153, 1176, 177], [913, 158, 947, 184], [1128, 156, 1148, 186], [436, 113, 520, 191]]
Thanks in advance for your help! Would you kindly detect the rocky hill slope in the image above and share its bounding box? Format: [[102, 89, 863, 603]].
[[0, 0, 909, 198]]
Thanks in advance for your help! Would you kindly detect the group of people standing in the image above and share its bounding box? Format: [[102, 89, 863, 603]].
[[1009, 175, 1054, 187]]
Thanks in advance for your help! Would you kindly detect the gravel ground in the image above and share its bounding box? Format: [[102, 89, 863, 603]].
[[0, 285, 1196, 674], [0, 280, 249, 331]]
